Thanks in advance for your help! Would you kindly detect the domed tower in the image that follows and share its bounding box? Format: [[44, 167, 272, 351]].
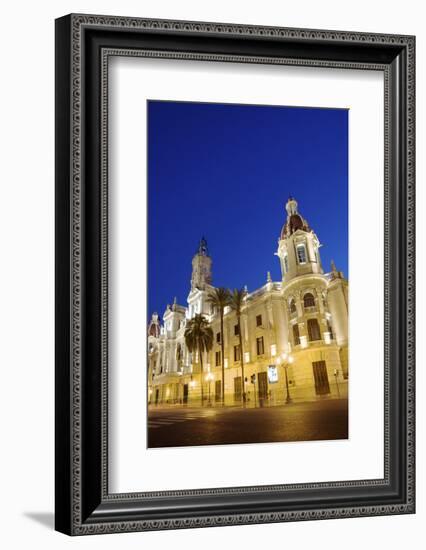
[[147, 312, 161, 338], [277, 197, 323, 282], [191, 237, 212, 291], [274, 197, 349, 400]]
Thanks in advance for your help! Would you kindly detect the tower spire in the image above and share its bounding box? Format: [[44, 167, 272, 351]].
[[285, 196, 298, 216], [197, 236, 209, 256]]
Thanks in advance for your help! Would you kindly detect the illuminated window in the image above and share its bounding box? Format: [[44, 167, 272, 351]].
[[270, 344, 277, 357], [293, 324, 300, 346], [256, 336, 264, 356], [307, 319, 321, 341], [297, 244, 307, 264], [303, 293, 315, 308]]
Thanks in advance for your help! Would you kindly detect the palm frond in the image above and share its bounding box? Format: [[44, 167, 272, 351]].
[[206, 287, 231, 311], [184, 314, 214, 355], [229, 287, 246, 315]]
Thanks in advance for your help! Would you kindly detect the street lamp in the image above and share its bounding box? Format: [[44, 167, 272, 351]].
[[333, 368, 340, 397], [189, 377, 196, 405], [280, 354, 293, 404], [206, 373, 214, 406]]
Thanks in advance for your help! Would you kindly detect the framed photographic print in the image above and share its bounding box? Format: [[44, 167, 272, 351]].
[[55, 14, 415, 535]]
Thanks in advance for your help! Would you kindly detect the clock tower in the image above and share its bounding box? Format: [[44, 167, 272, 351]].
[[187, 237, 213, 320], [190, 237, 212, 291]]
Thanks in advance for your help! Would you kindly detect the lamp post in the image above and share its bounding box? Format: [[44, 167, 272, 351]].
[[280, 354, 293, 404], [333, 368, 340, 397], [251, 374, 257, 408], [206, 372, 214, 406], [189, 377, 196, 406]]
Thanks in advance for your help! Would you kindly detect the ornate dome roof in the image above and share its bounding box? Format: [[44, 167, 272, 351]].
[[280, 198, 311, 239], [148, 313, 161, 338]]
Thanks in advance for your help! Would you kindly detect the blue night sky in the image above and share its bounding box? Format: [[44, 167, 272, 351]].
[[148, 100, 348, 320]]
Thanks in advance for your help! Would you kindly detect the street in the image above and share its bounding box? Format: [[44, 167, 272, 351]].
[[147, 398, 348, 448]]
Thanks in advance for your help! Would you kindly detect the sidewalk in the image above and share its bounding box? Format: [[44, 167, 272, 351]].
[[148, 393, 348, 411]]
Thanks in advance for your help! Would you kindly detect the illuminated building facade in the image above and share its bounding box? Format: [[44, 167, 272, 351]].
[[148, 197, 348, 406]]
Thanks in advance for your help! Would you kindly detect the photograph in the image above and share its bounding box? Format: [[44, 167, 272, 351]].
[[147, 100, 349, 448]]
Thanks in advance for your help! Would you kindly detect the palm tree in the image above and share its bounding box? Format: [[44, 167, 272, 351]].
[[184, 314, 213, 405], [207, 287, 230, 405], [229, 288, 247, 404]]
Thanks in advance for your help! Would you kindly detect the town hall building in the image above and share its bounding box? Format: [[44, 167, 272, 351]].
[[147, 197, 349, 407]]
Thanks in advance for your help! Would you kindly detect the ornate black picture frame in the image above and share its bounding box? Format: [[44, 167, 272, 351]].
[[55, 14, 415, 535]]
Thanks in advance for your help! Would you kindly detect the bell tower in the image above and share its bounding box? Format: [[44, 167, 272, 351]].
[[276, 197, 323, 282], [191, 237, 212, 291], [187, 237, 213, 319]]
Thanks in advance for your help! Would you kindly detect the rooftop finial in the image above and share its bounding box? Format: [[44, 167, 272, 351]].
[[197, 236, 209, 256], [267, 271, 272, 283], [286, 196, 298, 216]]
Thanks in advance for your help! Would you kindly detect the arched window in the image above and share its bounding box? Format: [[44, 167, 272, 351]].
[[293, 324, 300, 346], [303, 293, 315, 308], [296, 243, 307, 264], [307, 318, 321, 341], [289, 299, 297, 314]]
